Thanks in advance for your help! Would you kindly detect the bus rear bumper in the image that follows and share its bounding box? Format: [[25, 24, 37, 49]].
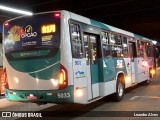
[[5, 86, 74, 104]]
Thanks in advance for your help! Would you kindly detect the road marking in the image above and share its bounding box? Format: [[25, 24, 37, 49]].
[[129, 96, 160, 100], [129, 96, 140, 100]]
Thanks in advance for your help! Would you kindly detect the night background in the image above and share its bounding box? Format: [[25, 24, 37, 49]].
[[0, 0, 160, 42]]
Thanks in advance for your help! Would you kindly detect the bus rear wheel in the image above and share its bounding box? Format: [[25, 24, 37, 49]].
[[113, 77, 124, 102]]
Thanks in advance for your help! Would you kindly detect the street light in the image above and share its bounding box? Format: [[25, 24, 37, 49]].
[[0, 5, 33, 15]]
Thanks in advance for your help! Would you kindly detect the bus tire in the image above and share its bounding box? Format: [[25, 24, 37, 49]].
[[113, 77, 124, 102]]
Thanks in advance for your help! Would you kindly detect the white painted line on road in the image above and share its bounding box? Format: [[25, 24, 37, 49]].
[[129, 96, 140, 100], [129, 96, 160, 100]]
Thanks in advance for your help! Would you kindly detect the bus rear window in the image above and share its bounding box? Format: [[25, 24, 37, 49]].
[[3, 12, 60, 57]]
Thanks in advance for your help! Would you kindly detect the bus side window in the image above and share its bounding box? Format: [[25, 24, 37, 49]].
[[70, 23, 83, 58], [102, 32, 111, 57], [90, 36, 97, 64], [145, 42, 153, 57], [83, 35, 89, 63], [122, 37, 128, 57], [110, 34, 122, 57], [137, 40, 144, 57], [111, 46, 122, 57]]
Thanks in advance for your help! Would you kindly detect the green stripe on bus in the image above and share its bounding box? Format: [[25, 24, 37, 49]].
[[90, 19, 111, 31], [29, 62, 60, 80], [5, 50, 60, 73], [134, 34, 144, 39], [92, 58, 127, 84], [102, 58, 127, 82]]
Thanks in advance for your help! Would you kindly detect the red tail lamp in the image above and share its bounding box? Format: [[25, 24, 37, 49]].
[[4, 21, 9, 26], [54, 12, 61, 18], [59, 64, 68, 89]]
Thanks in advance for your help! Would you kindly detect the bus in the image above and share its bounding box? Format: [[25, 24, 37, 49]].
[[3, 10, 156, 104]]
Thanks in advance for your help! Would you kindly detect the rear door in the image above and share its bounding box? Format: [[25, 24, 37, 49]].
[[128, 42, 136, 83], [83, 33, 100, 100], [136, 41, 149, 82], [70, 23, 88, 103]]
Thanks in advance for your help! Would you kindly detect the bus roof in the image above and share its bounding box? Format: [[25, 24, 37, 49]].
[[89, 19, 152, 42], [4, 10, 153, 43], [69, 10, 153, 42]]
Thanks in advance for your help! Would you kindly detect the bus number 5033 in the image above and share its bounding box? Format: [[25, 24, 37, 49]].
[[57, 93, 71, 99]]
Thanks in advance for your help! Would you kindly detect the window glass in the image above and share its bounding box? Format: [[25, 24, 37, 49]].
[[110, 34, 115, 44], [102, 32, 108, 44], [102, 32, 111, 57], [70, 23, 83, 58], [90, 36, 97, 64], [4, 13, 60, 54], [122, 37, 128, 57], [110, 34, 122, 45], [137, 40, 144, 57], [83, 35, 89, 60], [145, 42, 153, 57], [111, 46, 122, 57]]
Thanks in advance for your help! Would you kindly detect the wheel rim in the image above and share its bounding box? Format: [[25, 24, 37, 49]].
[[118, 82, 123, 97]]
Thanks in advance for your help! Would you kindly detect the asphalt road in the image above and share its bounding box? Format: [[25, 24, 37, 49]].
[[0, 68, 160, 120]]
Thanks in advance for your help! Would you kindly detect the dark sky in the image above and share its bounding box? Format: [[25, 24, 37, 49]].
[[1, 0, 160, 41]]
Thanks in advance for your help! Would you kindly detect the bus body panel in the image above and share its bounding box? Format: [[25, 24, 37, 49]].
[[99, 80, 116, 96], [3, 12, 61, 91], [5, 86, 74, 103], [3, 11, 74, 103], [123, 58, 132, 88], [4, 55, 60, 90], [72, 58, 88, 100], [136, 57, 149, 83], [60, 10, 73, 86], [70, 13, 91, 103]]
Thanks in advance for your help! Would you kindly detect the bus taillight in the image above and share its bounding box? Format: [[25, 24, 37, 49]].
[[150, 69, 155, 75], [3, 68, 9, 89], [54, 12, 61, 18], [4, 21, 9, 26], [59, 64, 68, 89]]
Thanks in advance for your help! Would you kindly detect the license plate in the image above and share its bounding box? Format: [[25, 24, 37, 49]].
[[26, 95, 37, 100]]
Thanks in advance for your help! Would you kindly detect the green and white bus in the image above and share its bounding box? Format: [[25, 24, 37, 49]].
[[3, 10, 156, 104]]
